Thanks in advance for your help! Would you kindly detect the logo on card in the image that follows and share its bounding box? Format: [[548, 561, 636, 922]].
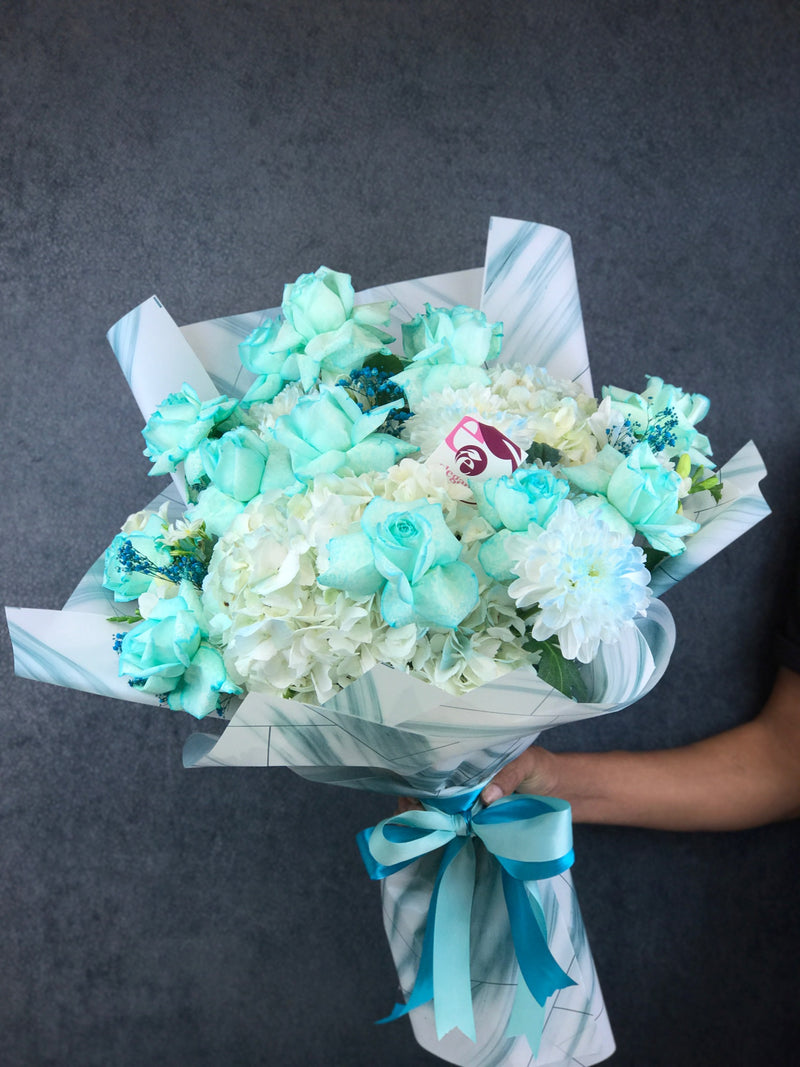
[[426, 417, 526, 497]]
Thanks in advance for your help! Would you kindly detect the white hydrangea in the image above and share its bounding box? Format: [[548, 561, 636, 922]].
[[248, 382, 308, 436], [408, 625, 530, 693], [201, 459, 534, 700], [487, 365, 600, 465], [203, 486, 421, 703]]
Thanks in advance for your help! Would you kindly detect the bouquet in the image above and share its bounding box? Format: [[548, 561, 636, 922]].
[[7, 219, 769, 1067]]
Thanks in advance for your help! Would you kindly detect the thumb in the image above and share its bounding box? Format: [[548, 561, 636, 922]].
[[481, 750, 537, 805]]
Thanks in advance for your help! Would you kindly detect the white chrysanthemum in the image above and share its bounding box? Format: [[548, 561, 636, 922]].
[[405, 383, 532, 459], [506, 501, 651, 663], [248, 382, 308, 436]]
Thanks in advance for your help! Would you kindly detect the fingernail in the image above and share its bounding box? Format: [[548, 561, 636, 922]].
[[482, 785, 501, 804]]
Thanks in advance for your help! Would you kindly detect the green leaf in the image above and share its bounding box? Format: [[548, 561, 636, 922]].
[[642, 544, 670, 574], [363, 352, 406, 376], [107, 611, 143, 624], [526, 440, 562, 467], [185, 474, 210, 504], [524, 635, 588, 702], [688, 466, 723, 503]]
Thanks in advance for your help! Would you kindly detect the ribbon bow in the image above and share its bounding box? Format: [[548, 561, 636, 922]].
[[357, 792, 576, 1053]]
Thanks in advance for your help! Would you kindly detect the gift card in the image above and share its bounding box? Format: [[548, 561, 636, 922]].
[[426, 416, 525, 497]]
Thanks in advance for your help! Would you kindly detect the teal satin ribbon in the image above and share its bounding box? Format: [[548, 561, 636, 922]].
[[357, 792, 577, 1049]]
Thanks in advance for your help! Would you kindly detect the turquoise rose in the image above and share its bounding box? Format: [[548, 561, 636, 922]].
[[118, 587, 240, 719], [142, 384, 238, 476], [186, 442, 305, 538], [298, 317, 395, 392], [392, 304, 503, 407], [239, 319, 300, 405], [603, 376, 712, 466], [318, 498, 479, 629], [184, 485, 247, 540], [283, 266, 359, 339], [238, 267, 396, 396], [199, 426, 269, 502], [564, 442, 699, 555], [272, 386, 416, 480], [103, 513, 171, 602], [475, 468, 570, 582], [475, 468, 570, 531]]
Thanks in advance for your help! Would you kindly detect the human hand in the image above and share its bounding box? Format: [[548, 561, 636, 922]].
[[394, 746, 559, 815], [480, 745, 559, 805]]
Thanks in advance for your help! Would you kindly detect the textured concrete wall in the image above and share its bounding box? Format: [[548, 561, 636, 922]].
[[2, 3, 798, 1064]]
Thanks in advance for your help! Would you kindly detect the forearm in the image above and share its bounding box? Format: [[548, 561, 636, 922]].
[[552, 729, 793, 830], [551, 672, 800, 831]]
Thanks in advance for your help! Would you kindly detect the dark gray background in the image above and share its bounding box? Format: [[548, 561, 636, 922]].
[[2, 2, 799, 1065]]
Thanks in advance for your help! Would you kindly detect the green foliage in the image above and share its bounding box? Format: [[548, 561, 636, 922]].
[[525, 635, 588, 702], [642, 543, 670, 574], [363, 352, 406, 376], [689, 466, 723, 503], [107, 610, 143, 624], [526, 440, 562, 467]]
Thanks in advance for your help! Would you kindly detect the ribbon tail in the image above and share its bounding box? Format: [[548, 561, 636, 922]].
[[378, 837, 473, 1035], [376, 918, 434, 1025], [432, 838, 476, 1041], [506, 965, 546, 1057], [502, 870, 576, 1006]]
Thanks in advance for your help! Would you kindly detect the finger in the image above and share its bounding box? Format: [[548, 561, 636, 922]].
[[481, 750, 537, 804]]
